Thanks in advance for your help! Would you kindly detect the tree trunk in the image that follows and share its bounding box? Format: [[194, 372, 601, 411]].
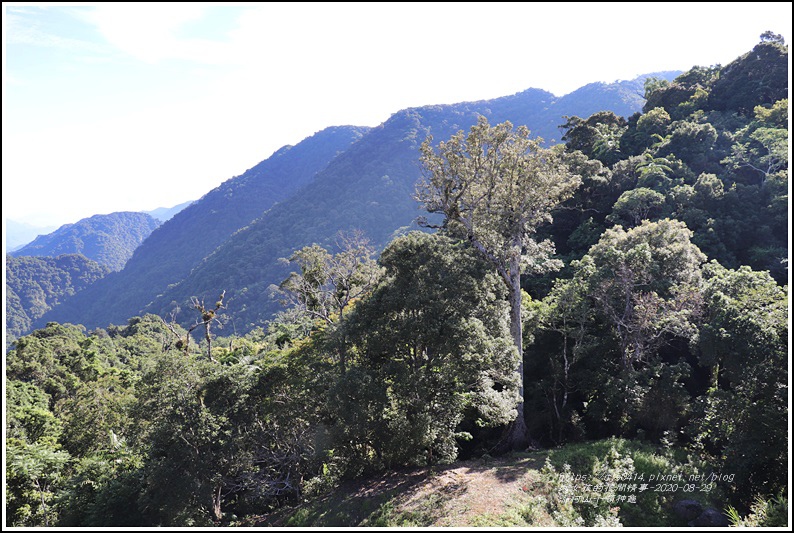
[[212, 484, 223, 522], [505, 266, 530, 450]]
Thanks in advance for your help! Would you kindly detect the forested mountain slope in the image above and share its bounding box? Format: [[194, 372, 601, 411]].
[[6, 254, 110, 345], [11, 212, 160, 271], [38, 125, 369, 331], [39, 74, 677, 333]]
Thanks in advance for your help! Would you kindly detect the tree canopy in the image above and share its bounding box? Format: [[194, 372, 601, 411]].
[[417, 115, 582, 448]]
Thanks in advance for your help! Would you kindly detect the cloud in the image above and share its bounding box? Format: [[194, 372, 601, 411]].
[[5, 7, 105, 53], [85, 4, 236, 64]]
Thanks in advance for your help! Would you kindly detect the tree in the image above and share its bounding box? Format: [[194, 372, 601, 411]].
[[690, 262, 788, 505], [190, 291, 226, 362], [534, 219, 706, 440], [162, 292, 226, 361], [341, 232, 519, 465], [277, 231, 382, 373], [607, 188, 666, 227], [575, 219, 705, 371], [6, 441, 70, 527], [708, 37, 788, 115], [561, 112, 628, 166], [416, 115, 582, 448], [6, 380, 70, 527], [723, 99, 789, 185], [533, 278, 596, 443], [132, 356, 282, 524]]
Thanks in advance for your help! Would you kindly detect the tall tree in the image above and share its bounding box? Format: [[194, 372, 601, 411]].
[[416, 116, 582, 448], [277, 231, 382, 373], [341, 232, 519, 465]]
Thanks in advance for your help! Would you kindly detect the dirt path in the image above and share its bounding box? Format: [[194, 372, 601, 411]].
[[258, 452, 552, 527]]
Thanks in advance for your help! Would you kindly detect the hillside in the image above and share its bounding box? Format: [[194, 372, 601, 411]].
[[5, 254, 110, 345], [262, 452, 553, 527], [147, 74, 682, 331], [5, 219, 58, 252], [39, 73, 678, 333], [37, 125, 369, 332], [11, 212, 160, 271], [146, 200, 194, 222], [5, 37, 788, 529]]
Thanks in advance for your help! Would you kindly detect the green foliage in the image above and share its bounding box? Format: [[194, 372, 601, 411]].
[[709, 37, 788, 114], [575, 219, 705, 371], [58, 371, 137, 457], [688, 262, 788, 506], [657, 121, 718, 173], [417, 115, 584, 447], [607, 187, 666, 226], [5, 378, 72, 526], [6, 380, 62, 444], [131, 356, 285, 524], [4, 40, 787, 528], [56, 447, 146, 527], [722, 98, 788, 186], [726, 492, 788, 527], [277, 232, 383, 330], [528, 219, 708, 443], [543, 438, 714, 527], [6, 440, 71, 527], [7, 322, 92, 402], [621, 107, 672, 155], [561, 111, 628, 166], [337, 232, 519, 467], [6, 254, 110, 346], [642, 65, 720, 121]]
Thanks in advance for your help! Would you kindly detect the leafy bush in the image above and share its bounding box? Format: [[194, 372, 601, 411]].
[[542, 438, 717, 527], [726, 492, 788, 527]]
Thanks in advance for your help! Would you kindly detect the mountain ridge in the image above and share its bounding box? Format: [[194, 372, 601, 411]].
[[36, 125, 370, 330], [35, 72, 680, 334], [141, 73, 683, 331], [10, 211, 161, 271]]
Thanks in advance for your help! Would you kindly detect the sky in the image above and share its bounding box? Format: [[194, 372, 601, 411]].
[[3, 2, 792, 229]]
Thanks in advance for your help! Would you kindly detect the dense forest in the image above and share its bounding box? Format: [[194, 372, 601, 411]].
[[5, 254, 110, 346], [6, 211, 162, 347], [4, 36, 789, 527], [10, 212, 161, 271]]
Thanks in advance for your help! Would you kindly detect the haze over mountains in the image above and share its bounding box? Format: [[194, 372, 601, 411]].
[[146, 200, 194, 223], [5, 220, 58, 253], [10, 212, 161, 272], [5, 201, 192, 254], [15, 72, 680, 338]]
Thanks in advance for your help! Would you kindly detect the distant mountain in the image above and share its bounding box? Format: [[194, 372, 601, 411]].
[[6, 254, 110, 346], [551, 71, 682, 124], [146, 200, 194, 222], [38, 73, 679, 333], [145, 73, 687, 330], [37, 125, 370, 330], [10, 212, 161, 271], [5, 219, 58, 252]]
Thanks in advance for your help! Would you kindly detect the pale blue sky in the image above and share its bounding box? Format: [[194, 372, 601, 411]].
[[3, 2, 791, 228]]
